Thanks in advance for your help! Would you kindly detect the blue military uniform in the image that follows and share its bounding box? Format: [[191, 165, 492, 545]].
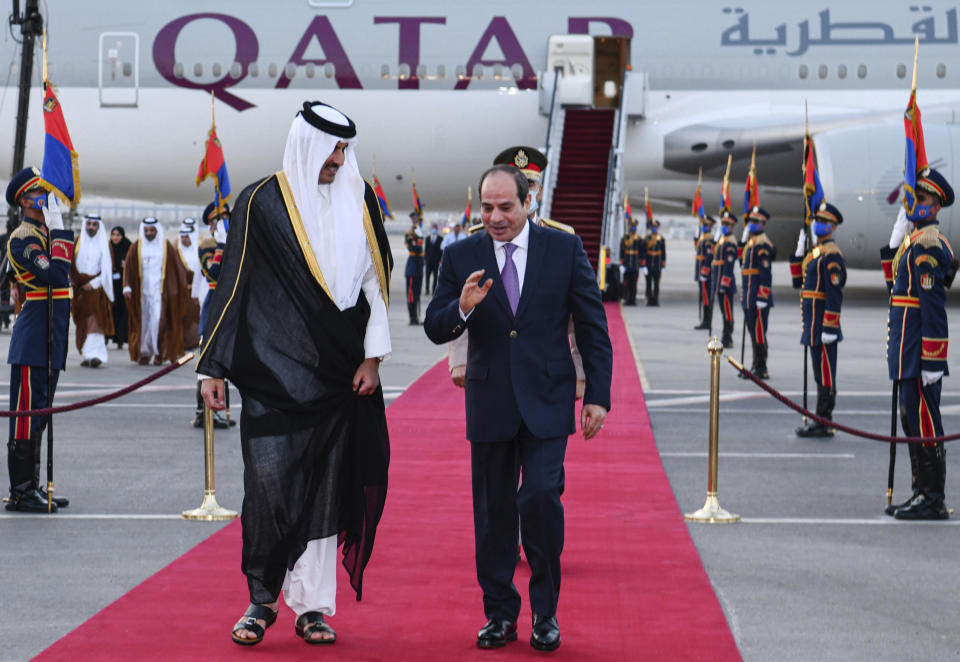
[[641, 221, 666, 306], [4, 167, 74, 512], [693, 216, 716, 332], [880, 167, 957, 520], [711, 212, 739, 348], [790, 203, 846, 437], [619, 224, 641, 305], [404, 217, 424, 324], [741, 207, 775, 378]]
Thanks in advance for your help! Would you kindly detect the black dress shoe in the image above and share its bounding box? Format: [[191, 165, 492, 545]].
[[38, 487, 69, 508], [5, 488, 58, 513], [884, 490, 920, 516], [530, 614, 560, 652], [477, 618, 517, 649], [795, 423, 834, 438], [894, 493, 949, 520]]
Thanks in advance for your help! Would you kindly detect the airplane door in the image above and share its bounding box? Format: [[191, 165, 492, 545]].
[[98, 32, 139, 107], [593, 36, 630, 109]]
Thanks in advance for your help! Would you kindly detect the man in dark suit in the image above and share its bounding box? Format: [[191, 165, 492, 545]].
[[424, 165, 613, 652], [423, 223, 444, 294]]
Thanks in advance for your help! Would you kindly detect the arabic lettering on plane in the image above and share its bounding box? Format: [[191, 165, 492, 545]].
[[721, 6, 958, 57]]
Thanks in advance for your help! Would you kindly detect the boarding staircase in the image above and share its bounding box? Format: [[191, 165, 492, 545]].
[[548, 109, 616, 269]]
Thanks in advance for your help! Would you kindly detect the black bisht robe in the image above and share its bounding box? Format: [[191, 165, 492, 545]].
[[197, 172, 393, 602]]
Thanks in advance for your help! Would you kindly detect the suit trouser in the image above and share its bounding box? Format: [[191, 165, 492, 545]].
[[424, 263, 439, 294], [471, 426, 567, 621]]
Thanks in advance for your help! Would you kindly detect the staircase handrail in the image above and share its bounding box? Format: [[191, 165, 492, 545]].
[[540, 68, 563, 220], [599, 67, 630, 274]]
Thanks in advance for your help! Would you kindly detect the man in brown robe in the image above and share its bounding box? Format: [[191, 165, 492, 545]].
[[70, 214, 115, 367], [122, 217, 190, 365]]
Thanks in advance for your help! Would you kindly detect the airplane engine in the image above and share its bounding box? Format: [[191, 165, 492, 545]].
[[811, 122, 958, 264]]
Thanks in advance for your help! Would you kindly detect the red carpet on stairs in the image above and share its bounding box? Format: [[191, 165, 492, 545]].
[[35, 303, 740, 661]]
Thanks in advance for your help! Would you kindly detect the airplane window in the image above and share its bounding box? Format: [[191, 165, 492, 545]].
[[381, 64, 390, 79], [194, 63, 203, 77], [456, 65, 466, 80], [324, 63, 335, 79], [472, 63, 484, 79], [937, 63, 947, 78], [837, 64, 847, 79], [493, 64, 503, 80], [305, 63, 315, 78], [249, 63, 259, 77], [212, 64, 222, 77], [398, 63, 410, 80], [798, 65, 808, 79], [268, 63, 278, 78], [285, 63, 297, 79], [417, 64, 427, 79], [817, 64, 827, 79], [857, 64, 867, 79], [231, 62, 242, 78], [896, 64, 907, 78], [437, 64, 446, 79], [122, 62, 132, 77], [511, 64, 523, 80]]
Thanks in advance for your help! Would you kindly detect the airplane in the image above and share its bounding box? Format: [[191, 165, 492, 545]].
[[2, 1, 960, 268]]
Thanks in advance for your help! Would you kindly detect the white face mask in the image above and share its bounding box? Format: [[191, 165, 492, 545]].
[[527, 187, 539, 215]]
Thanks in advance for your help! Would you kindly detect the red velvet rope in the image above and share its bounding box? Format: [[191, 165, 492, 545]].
[[727, 357, 960, 444], [0, 353, 194, 418]]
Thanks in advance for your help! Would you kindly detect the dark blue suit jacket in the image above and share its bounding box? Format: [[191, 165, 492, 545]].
[[424, 221, 613, 443]]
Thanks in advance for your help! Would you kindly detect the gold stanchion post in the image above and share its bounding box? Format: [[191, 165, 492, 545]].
[[685, 337, 740, 523], [182, 404, 238, 521]]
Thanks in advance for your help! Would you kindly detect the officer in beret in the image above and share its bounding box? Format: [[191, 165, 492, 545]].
[[711, 211, 739, 349], [642, 219, 666, 306], [881, 167, 957, 519], [741, 207, 775, 378], [4, 167, 74, 512], [694, 215, 716, 331], [404, 211, 424, 324], [791, 203, 846, 437]]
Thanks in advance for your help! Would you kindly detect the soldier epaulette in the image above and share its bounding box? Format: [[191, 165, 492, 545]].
[[917, 225, 942, 249], [198, 237, 217, 250], [468, 224, 484, 235], [10, 222, 42, 243], [818, 241, 842, 256], [755, 233, 773, 247], [539, 218, 576, 235]]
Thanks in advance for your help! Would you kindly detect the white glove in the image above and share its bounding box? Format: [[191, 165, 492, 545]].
[[794, 230, 806, 258], [741, 226, 750, 243], [642, 266, 648, 276], [821, 332, 838, 344], [922, 370, 944, 386], [889, 206, 909, 249], [699, 274, 707, 282], [214, 220, 228, 243], [619, 265, 625, 278], [756, 301, 768, 309], [43, 194, 63, 230]]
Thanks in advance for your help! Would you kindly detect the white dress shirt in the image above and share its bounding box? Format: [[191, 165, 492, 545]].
[[461, 219, 531, 319]]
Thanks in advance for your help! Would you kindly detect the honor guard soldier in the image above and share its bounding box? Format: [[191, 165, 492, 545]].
[[741, 206, 775, 378], [192, 202, 231, 429], [711, 211, 738, 348], [404, 211, 424, 324], [619, 220, 642, 305], [881, 168, 957, 520], [791, 203, 846, 437], [642, 219, 666, 306], [694, 215, 716, 331], [493, 145, 574, 235], [4, 168, 74, 512]]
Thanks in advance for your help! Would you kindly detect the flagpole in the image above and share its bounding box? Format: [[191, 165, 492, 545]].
[[911, 35, 919, 95], [801, 100, 811, 429], [41, 28, 55, 512]]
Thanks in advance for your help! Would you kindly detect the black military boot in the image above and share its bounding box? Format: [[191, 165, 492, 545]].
[[796, 386, 834, 438], [694, 303, 712, 331], [32, 430, 68, 508], [407, 302, 419, 326], [6, 437, 56, 513], [651, 277, 660, 306], [886, 411, 923, 515], [190, 382, 204, 428], [721, 319, 734, 349], [756, 344, 770, 380], [895, 444, 949, 520]]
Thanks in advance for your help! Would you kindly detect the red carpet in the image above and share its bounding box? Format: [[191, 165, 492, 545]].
[[35, 303, 740, 661]]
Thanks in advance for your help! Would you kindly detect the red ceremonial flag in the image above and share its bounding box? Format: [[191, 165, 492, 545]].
[[38, 81, 81, 207]]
